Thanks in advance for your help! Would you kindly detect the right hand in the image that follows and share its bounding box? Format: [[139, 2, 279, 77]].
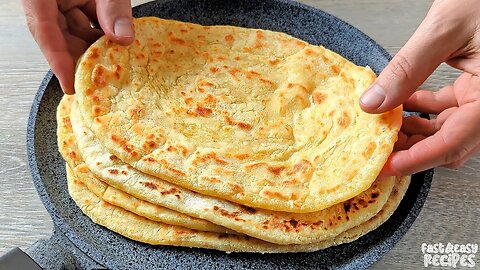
[[22, 0, 135, 94], [359, 0, 480, 176]]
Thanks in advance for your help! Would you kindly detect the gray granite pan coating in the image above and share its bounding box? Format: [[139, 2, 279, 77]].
[[26, 0, 433, 269]]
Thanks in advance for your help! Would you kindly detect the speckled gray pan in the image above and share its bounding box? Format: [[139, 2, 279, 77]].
[[26, 0, 433, 269]]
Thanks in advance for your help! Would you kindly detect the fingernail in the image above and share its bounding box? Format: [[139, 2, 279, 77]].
[[360, 84, 386, 109], [114, 17, 134, 38]]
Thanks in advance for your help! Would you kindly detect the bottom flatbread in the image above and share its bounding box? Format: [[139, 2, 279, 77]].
[[67, 164, 410, 253]]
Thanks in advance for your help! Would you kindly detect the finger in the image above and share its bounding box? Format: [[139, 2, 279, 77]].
[[64, 33, 91, 60], [401, 107, 457, 136], [95, 0, 134, 45], [403, 86, 458, 114], [57, 0, 90, 13], [401, 116, 439, 137], [384, 102, 480, 176], [393, 132, 426, 152], [452, 73, 480, 105], [80, 0, 98, 24], [64, 8, 103, 43], [359, 4, 466, 114], [22, 0, 75, 94]]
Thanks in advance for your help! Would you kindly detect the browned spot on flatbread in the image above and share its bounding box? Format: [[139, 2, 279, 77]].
[[260, 78, 275, 87], [239, 205, 256, 214], [304, 48, 316, 56], [154, 158, 186, 176], [286, 159, 313, 177], [203, 94, 216, 107], [268, 59, 280, 65], [195, 106, 212, 117], [228, 67, 241, 81], [68, 150, 77, 159], [89, 48, 100, 59], [160, 187, 180, 196], [213, 205, 242, 219], [363, 142, 377, 159], [91, 95, 100, 103], [289, 219, 299, 228], [63, 116, 72, 129], [140, 181, 158, 190], [226, 181, 243, 193], [344, 202, 351, 213], [110, 134, 139, 158], [198, 80, 214, 87], [200, 176, 221, 184], [113, 64, 122, 79], [142, 140, 156, 150], [267, 165, 286, 176], [225, 34, 235, 43], [234, 153, 250, 160], [192, 152, 228, 166], [330, 65, 340, 74], [184, 97, 193, 105], [236, 122, 252, 130], [210, 67, 220, 73], [287, 83, 309, 93], [337, 112, 350, 128], [143, 157, 156, 162], [312, 92, 326, 104], [101, 201, 112, 208], [168, 32, 186, 45], [262, 190, 289, 200]]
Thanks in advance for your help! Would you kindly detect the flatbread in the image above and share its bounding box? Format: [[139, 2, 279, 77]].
[[60, 95, 397, 245], [67, 164, 410, 252], [74, 17, 402, 213], [57, 95, 232, 234]]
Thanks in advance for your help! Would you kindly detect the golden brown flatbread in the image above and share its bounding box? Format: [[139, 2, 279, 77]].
[[67, 164, 410, 252], [57, 95, 232, 234], [74, 17, 402, 213], [58, 95, 397, 245]]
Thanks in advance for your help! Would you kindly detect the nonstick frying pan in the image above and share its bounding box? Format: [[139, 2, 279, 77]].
[[2, 0, 433, 269]]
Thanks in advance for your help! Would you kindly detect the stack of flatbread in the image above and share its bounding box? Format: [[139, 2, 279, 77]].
[[56, 17, 406, 253]]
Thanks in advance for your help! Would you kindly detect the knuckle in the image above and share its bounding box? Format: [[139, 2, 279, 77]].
[[443, 147, 469, 164], [25, 14, 36, 37], [388, 54, 412, 82], [444, 160, 464, 170]]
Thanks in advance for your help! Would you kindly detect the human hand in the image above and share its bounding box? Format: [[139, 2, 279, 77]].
[[22, 0, 135, 94], [359, 0, 480, 176]]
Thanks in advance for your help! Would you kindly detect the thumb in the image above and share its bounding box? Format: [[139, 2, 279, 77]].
[[95, 0, 134, 45], [359, 5, 462, 114]]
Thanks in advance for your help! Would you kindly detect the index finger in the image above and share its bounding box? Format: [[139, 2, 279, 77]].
[[360, 1, 471, 114], [22, 0, 75, 94]]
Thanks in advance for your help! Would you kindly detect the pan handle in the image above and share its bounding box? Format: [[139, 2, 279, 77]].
[[1, 228, 104, 270], [0, 247, 42, 270]]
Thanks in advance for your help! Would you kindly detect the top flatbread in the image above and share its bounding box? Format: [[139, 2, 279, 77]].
[[75, 17, 402, 212]]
